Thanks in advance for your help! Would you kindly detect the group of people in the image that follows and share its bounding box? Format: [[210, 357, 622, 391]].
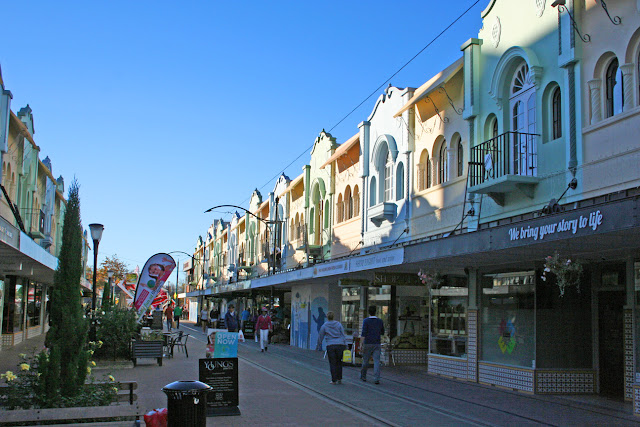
[[163, 304, 183, 331], [317, 305, 385, 385]]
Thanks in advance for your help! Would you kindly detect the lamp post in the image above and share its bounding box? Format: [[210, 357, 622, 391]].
[[88, 223, 104, 341], [106, 269, 114, 307]]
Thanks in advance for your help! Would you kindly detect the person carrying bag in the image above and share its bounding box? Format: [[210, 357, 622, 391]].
[[316, 311, 347, 385]]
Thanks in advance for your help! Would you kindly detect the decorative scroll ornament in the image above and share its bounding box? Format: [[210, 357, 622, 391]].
[[600, 0, 621, 25], [491, 16, 501, 48], [536, 0, 546, 17], [437, 86, 463, 115]]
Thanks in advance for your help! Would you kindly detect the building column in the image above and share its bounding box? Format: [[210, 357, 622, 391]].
[[588, 79, 602, 125], [620, 64, 636, 111]]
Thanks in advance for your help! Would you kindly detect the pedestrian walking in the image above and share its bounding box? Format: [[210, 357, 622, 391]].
[[256, 307, 272, 352], [165, 304, 174, 331], [173, 305, 182, 328], [210, 308, 219, 329], [241, 307, 251, 330], [316, 311, 347, 385], [360, 305, 385, 384], [200, 306, 209, 334], [225, 304, 239, 332]]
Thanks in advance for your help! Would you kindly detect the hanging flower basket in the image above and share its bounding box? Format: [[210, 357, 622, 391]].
[[541, 252, 583, 297], [417, 269, 443, 289]]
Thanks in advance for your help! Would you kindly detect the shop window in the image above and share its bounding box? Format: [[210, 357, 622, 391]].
[[367, 286, 391, 337], [430, 276, 467, 357], [27, 283, 42, 328], [13, 283, 25, 333], [481, 271, 535, 368], [635, 262, 640, 379], [341, 287, 361, 336]]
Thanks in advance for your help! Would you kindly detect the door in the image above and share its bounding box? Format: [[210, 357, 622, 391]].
[[598, 291, 625, 398], [510, 62, 537, 177]]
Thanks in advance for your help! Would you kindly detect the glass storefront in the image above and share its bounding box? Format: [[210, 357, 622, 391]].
[[341, 286, 361, 336], [430, 276, 467, 357], [13, 282, 25, 333], [27, 282, 42, 328], [368, 285, 391, 335], [481, 271, 535, 368]]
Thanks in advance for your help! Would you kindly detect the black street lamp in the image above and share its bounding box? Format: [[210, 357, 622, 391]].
[[88, 223, 104, 341]]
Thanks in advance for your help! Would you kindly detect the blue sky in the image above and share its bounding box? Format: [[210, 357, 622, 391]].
[[1, 1, 483, 285]]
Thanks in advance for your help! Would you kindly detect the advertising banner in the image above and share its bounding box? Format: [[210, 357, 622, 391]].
[[133, 253, 176, 322], [213, 332, 239, 358]]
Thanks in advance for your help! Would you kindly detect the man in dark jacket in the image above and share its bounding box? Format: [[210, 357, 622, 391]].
[[225, 304, 239, 332], [360, 305, 385, 384]]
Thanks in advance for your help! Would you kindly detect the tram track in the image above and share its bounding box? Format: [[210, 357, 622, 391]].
[[238, 351, 492, 427], [253, 343, 636, 427]]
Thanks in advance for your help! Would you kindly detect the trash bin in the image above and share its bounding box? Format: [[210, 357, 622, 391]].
[[162, 380, 211, 427]]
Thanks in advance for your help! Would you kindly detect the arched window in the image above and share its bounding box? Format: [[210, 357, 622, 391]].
[[552, 87, 562, 139], [492, 118, 499, 138], [370, 177, 377, 206], [353, 185, 360, 217], [510, 62, 537, 176], [344, 186, 352, 220], [384, 151, 393, 202], [606, 58, 624, 117], [438, 142, 448, 185], [457, 139, 464, 177], [336, 194, 343, 223], [300, 214, 304, 241], [396, 162, 404, 201], [417, 150, 430, 191], [290, 218, 295, 239], [309, 207, 315, 233]]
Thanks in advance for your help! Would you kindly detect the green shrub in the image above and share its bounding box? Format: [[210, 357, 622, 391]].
[[94, 307, 139, 360]]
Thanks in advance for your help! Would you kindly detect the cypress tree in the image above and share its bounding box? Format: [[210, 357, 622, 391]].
[[43, 180, 90, 399]]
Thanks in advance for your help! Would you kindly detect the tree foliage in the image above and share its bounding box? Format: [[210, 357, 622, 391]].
[[43, 180, 90, 399]]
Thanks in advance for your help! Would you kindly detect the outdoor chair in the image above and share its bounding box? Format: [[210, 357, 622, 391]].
[[171, 330, 189, 357]]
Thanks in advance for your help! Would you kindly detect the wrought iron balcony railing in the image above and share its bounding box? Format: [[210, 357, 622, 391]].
[[469, 131, 538, 188]]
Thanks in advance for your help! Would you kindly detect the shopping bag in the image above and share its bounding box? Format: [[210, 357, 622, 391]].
[[342, 349, 352, 363], [143, 408, 167, 427], [238, 330, 245, 342]]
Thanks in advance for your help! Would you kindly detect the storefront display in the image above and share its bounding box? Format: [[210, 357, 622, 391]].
[[430, 276, 467, 357], [481, 271, 535, 368], [341, 286, 360, 336]]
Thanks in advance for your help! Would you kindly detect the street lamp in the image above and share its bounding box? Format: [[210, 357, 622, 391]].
[[88, 223, 104, 341], [106, 269, 114, 307]]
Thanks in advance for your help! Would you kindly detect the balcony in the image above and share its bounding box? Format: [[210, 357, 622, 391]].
[[368, 202, 396, 225], [468, 132, 540, 205]]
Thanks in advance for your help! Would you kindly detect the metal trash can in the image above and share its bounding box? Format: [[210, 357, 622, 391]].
[[162, 380, 211, 427]]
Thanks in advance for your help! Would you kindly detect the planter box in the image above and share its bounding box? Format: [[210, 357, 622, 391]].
[[131, 340, 163, 366]]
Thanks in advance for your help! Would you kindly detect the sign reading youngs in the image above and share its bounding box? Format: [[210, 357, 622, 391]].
[[508, 209, 604, 242]]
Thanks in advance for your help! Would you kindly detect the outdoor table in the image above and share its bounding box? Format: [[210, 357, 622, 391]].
[[162, 332, 177, 358]]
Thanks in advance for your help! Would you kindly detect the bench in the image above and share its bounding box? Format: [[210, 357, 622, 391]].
[[0, 381, 140, 426], [131, 339, 163, 366]]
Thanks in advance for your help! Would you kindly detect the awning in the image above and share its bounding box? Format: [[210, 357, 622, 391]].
[[393, 57, 463, 118], [319, 133, 359, 169]]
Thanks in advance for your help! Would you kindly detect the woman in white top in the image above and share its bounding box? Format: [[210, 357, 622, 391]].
[[200, 307, 209, 333]]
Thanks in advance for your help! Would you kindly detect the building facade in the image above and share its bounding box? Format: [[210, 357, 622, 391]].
[[188, 0, 640, 410]]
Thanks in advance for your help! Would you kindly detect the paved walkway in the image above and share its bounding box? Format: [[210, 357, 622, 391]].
[[1, 322, 638, 426]]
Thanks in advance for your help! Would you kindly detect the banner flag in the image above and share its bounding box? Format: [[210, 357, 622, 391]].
[[133, 253, 176, 322]]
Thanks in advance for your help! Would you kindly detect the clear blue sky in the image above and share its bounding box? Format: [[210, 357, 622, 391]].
[[2, 1, 483, 284]]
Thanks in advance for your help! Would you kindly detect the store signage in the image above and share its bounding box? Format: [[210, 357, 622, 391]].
[[507, 209, 604, 242], [199, 358, 240, 416], [0, 216, 18, 249], [338, 278, 370, 287], [313, 260, 348, 278], [373, 272, 422, 286], [350, 248, 404, 273], [212, 331, 239, 358]]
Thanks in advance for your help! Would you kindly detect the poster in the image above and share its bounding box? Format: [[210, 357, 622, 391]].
[[133, 253, 176, 322]]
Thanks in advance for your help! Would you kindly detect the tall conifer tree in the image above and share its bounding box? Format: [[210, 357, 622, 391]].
[[43, 180, 90, 398]]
